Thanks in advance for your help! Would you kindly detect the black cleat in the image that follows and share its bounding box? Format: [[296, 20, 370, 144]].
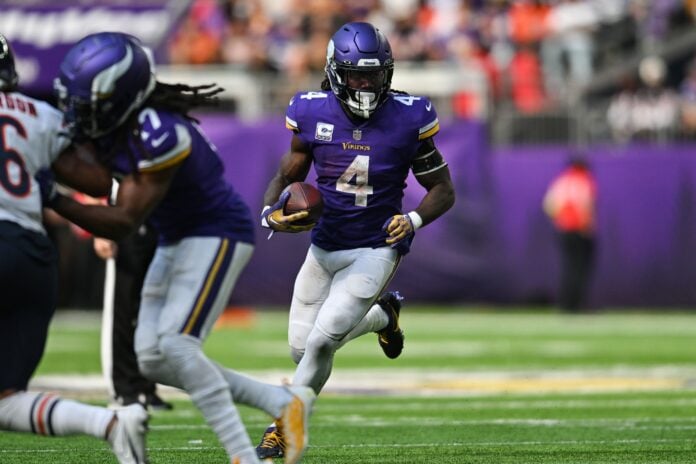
[[256, 426, 285, 459], [146, 393, 174, 411], [376, 291, 405, 359]]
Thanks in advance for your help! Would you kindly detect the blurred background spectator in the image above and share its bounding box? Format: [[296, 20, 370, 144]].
[[4, 0, 693, 142], [157, 0, 696, 144], [679, 57, 696, 138], [541, 0, 597, 102], [607, 55, 680, 143]]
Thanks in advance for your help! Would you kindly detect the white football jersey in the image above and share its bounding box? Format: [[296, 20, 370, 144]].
[[0, 91, 70, 234]]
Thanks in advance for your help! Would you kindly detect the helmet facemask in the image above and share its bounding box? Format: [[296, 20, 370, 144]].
[[325, 23, 394, 119], [328, 60, 392, 118]]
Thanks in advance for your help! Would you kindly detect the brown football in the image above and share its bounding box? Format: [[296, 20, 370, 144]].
[[282, 182, 324, 225]]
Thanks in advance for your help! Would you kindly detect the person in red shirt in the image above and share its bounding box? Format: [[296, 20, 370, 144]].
[[543, 157, 597, 312]]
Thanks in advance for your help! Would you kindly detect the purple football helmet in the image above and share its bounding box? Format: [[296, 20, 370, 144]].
[[0, 34, 18, 91], [54, 32, 156, 138], [326, 22, 394, 118]]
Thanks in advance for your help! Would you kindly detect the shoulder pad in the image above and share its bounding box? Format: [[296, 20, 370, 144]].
[[136, 108, 192, 172]]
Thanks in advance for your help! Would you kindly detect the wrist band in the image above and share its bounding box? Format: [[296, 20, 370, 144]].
[[407, 211, 423, 229]]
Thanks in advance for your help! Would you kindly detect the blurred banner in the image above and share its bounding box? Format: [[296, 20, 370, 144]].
[[201, 114, 696, 308], [0, 0, 189, 97]]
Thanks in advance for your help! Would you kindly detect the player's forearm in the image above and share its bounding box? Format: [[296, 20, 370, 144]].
[[50, 195, 138, 241], [263, 173, 290, 206], [414, 180, 455, 227], [53, 146, 112, 198]]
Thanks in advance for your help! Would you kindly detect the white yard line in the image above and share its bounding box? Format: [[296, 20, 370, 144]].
[[29, 366, 696, 399], [2, 437, 691, 455]]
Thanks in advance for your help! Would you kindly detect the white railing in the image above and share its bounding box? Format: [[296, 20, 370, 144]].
[[156, 62, 490, 121]]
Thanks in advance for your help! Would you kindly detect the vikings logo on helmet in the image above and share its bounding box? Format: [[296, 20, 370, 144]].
[[325, 22, 394, 119], [54, 32, 156, 139]]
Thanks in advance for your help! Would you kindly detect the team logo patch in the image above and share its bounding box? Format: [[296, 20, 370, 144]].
[[315, 122, 334, 141], [352, 129, 362, 141]]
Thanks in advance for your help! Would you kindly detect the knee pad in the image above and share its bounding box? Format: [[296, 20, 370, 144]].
[[136, 335, 195, 387], [137, 350, 168, 384], [290, 347, 304, 365], [159, 334, 228, 398], [158, 334, 201, 374], [304, 328, 340, 359]]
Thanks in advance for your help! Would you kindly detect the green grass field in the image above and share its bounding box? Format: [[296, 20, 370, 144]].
[[2, 307, 696, 463]]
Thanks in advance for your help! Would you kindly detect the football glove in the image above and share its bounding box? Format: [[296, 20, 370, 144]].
[[34, 168, 60, 208], [261, 191, 314, 233], [382, 214, 416, 247]]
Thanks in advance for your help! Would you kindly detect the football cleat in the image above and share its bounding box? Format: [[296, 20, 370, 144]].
[[376, 291, 405, 359], [274, 385, 316, 464], [108, 403, 149, 464], [256, 426, 285, 459], [146, 393, 174, 411]]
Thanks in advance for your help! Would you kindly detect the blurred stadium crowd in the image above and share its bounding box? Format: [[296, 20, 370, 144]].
[[167, 0, 696, 142]]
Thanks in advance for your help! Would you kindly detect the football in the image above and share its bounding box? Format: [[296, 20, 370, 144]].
[[282, 181, 324, 225]]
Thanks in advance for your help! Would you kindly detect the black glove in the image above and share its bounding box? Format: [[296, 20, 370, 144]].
[[34, 168, 60, 208]]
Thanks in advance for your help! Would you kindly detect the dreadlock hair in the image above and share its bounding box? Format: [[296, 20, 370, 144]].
[[320, 77, 331, 92], [146, 81, 224, 122], [108, 81, 224, 174]]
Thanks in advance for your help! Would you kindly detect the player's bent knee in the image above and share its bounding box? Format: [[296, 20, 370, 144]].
[[290, 347, 305, 365], [305, 329, 339, 358], [137, 351, 167, 384]]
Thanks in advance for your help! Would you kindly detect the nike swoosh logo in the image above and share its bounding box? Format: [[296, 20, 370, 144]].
[[425, 102, 432, 111], [151, 133, 169, 148]]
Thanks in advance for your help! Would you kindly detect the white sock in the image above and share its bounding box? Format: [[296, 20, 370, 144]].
[[215, 363, 292, 418], [337, 303, 387, 348], [0, 391, 112, 438]]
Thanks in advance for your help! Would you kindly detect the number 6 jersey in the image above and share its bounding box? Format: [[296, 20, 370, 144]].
[[0, 92, 70, 234], [285, 90, 439, 252]]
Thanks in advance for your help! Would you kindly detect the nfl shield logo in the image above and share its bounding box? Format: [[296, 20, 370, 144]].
[[352, 129, 362, 141]]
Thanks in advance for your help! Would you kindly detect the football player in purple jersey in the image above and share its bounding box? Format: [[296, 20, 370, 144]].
[[41, 32, 314, 464], [0, 33, 149, 464], [256, 22, 455, 458]]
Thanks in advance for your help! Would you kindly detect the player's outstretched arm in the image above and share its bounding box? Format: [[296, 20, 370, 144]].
[[46, 164, 178, 241]]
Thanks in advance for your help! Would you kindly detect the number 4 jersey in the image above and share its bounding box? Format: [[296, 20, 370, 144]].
[[0, 92, 70, 234], [285, 90, 439, 252]]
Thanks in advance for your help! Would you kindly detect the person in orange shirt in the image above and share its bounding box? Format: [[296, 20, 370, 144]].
[[543, 157, 597, 312]]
